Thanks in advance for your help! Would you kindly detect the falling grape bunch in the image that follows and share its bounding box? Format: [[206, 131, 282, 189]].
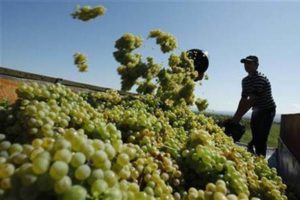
[[74, 52, 88, 72], [71, 5, 106, 72], [71, 5, 106, 22]]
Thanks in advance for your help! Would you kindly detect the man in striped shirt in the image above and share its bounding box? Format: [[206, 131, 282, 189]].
[[232, 55, 276, 157]]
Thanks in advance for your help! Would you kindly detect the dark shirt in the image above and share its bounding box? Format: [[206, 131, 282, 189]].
[[242, 71, 276, 110]]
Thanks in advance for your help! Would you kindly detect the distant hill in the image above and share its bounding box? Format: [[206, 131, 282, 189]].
[[203, 110, 281, 123]]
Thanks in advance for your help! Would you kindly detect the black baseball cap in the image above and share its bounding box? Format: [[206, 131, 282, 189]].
[[240, 55, 259, 65]]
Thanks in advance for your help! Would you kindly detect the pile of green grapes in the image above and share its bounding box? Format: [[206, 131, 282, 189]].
[[0, 82, 287, 200]]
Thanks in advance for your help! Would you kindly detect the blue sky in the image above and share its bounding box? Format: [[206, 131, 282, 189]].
[[1, 0, 300, 114]]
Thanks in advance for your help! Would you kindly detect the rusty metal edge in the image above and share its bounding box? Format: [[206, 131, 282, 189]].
[[0, 66, 137, 96]]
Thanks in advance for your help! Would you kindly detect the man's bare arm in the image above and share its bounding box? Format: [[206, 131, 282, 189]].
[[232, 96, 256, 123]]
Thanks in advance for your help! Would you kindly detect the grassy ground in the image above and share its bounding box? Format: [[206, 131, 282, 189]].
[[205, 113, 280, 148], [240, 122, 280, 148]]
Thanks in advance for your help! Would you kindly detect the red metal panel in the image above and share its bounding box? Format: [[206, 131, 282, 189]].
[[0, 78, 19, 104]]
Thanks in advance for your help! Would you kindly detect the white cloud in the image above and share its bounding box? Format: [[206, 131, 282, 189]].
[[287, 104, 300, 114], [291, 104, 300, 109]]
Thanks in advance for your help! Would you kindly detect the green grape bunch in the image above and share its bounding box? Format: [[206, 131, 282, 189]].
[[148, 29, 177, 53], [155, 52, 199, 106], [113, 30, 205, 107], [73, 52, 88, 72], [71, 5, 106, 73], [195, 98, 209, 112], [114, 33, 143, 52], [71, 5, 106, 21]]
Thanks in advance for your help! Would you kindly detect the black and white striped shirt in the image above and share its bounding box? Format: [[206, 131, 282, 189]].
[[241, 71, 276, 110]]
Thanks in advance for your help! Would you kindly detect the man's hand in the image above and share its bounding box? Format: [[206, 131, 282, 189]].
[[231, 115, 241, 124]]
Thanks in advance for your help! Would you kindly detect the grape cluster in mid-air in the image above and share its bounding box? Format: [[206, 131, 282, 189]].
[[113, 30, 206, 107], [74, 52, 88, 72], [71, 5, 106, 21], [195, 98, 209, 112], [71, 5, 106, 73], [148, 29, 177, 53]]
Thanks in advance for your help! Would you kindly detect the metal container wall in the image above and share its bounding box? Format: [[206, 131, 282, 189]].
[[279, 113, 300, 198], [280, 114, 300, 162], [277, 138, 300, 198]]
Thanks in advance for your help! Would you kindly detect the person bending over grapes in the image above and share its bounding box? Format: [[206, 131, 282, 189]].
[[231, 55, 276, 157]]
